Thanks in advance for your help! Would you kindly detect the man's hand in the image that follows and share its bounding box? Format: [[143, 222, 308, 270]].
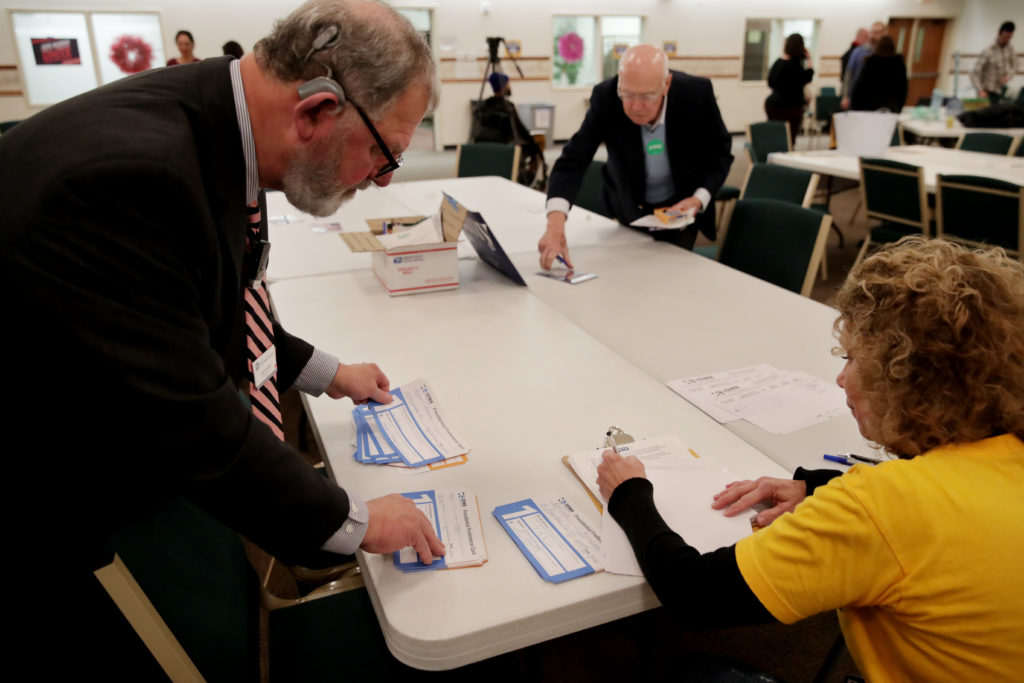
[[326, 362, 392, 404], [979, 89, 990, 98], [596, 449, 647, 500], [666, 196, 702, 216], [841, 96, 851, 110], [711, 477, 807, 527], [539, 212, 573, 270], [361, 494, 446, 564]]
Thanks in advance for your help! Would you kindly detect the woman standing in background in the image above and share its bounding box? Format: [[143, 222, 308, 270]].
[[764, 33, 814, 144], [851, 36, 908, 112], [167, 30, 199, 66]]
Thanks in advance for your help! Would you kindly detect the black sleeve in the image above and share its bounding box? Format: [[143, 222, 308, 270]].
[[691, 77, 734, 199], [608, 478, 777, 629], [793, 467, 843, 495], [547, 82, 608, 206]]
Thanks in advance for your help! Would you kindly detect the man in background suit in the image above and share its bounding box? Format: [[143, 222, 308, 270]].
[[538, 44, 733, 268], [1, 0, 442, 672]]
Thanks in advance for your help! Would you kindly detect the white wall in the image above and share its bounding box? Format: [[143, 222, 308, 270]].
[[3, 0, 1022, 141]]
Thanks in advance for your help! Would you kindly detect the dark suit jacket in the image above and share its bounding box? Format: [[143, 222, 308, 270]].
[[0, 57, 350, 572], [547, 71, 733, 240]]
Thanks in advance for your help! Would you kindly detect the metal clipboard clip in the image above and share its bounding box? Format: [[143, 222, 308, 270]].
[[604, 426, 635, 452]]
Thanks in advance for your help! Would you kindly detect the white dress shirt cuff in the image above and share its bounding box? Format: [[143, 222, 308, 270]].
[[293, 348, 339, 396], [694, 188, 711, 213], [320, 492, 369, 555], [546, 197, 572, 216]]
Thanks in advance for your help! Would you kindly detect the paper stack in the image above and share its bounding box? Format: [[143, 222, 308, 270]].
[[352, 379, 469, 474]]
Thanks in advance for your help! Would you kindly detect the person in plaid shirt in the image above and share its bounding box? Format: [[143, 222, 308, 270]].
[[971, 21, 1017, 104]]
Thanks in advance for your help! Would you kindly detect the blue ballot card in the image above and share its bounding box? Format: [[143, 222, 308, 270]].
[[393, 489, 487, 572], [493, 495, 603, 583]]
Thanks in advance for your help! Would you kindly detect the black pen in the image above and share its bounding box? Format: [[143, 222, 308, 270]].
[[836, 452, 885, 465]]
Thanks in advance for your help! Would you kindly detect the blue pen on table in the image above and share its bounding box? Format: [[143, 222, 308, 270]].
[[556, 254, 572, 270], [823, 454, 854, 466]]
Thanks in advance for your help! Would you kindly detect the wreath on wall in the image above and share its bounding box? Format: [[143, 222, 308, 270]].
[[109, 35, 154, 74]]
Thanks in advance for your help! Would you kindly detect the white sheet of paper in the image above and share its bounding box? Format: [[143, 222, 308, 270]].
[[566, 435, 718, 502], [377, 214, 442, 248], [667, 365, 847, 434], [602, 468, 753, 576], [629, 211, 695, 230]]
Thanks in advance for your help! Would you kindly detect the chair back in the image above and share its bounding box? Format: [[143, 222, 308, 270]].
[[936, 175, 1023, 253], [96, 498, 260, 682], [957, 132, 1015, 155], [0, 120, 21, 134], [819, 86, 837, 97], [719, 198, 831, 297], [574, 160, 612, 218], [455, 142, 521, 180], [858, 158, 929, 233], [814, 95, 842, 124], [746, 121, 791, 163], [740, 163, 819, 208]]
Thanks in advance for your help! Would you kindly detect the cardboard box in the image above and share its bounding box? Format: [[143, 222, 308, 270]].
[[370, 242, 459, 296]]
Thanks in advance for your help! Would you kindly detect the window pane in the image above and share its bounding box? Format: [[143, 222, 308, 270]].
[[600, 16, 643, 80], [742, 19, 771, 81]]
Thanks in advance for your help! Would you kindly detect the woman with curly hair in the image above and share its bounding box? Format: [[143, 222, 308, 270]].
[[598, 236, 1024, 680]]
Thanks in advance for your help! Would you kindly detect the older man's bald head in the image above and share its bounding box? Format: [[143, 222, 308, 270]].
[[617, 45, 672, 126], [619, 44, 669, 79]]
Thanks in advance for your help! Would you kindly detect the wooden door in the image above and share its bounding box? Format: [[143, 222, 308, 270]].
[[891, 18, 948, 107]]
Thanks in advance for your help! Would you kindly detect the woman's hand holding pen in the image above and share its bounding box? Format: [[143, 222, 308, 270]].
[[596, 450, 647, 500], [711, 477, 807, 528]]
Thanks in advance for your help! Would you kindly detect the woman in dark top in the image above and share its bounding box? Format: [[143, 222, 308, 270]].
[[167, 30, 199, 66], [851, 36, 908, 112], [764, 33, 814, 144]]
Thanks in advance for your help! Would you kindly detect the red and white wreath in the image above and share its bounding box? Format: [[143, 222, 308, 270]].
[[109, 35, 153, 74]]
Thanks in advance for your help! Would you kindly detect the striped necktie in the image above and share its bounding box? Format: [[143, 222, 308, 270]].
[[244, 194, 284, 440]]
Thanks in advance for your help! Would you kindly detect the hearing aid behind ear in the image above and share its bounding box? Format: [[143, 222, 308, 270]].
[[296, 76, 346, 113], [296, 25, 345, 113]]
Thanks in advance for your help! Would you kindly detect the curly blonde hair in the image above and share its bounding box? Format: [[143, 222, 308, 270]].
[[834, 236, 1024, 456]]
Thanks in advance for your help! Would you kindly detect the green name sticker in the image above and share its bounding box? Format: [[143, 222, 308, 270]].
[[646, 139, 665, 155]]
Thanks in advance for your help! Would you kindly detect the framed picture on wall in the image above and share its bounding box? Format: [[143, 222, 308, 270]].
[[10, 11, 97, 106], [91, 13, 165, 85]]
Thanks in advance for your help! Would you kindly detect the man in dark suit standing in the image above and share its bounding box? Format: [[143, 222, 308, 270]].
[[539, 44, 733, 269], [1, 0, 442, 672]]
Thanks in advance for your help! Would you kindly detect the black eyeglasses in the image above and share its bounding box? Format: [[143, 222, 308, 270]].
[[348, 99, 404, 178]]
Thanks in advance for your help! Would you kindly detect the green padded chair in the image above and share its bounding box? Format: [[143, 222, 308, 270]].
[[574, 160, 612, 218], [455, 142, 521, 180], [741, 163, 819, 207], [855, 158, 930, 267], [956, 132, 1014, 155], [745, 121, 791, 164], [0, 120, 20, 134], [813, 94, 842, 140], [718, 198, 831, 297], [936, 175, 1022, 254], [96, 497, 409, 681]]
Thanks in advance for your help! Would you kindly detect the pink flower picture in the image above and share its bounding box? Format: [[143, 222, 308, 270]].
[[558, 32, 584, 62]]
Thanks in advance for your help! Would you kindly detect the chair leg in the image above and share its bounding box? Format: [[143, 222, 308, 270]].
[[819, 252, 829, 281]]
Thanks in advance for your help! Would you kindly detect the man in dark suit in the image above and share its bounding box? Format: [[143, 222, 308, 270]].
[[1, 0, 442, 671], [539, 44, 733, 268]]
